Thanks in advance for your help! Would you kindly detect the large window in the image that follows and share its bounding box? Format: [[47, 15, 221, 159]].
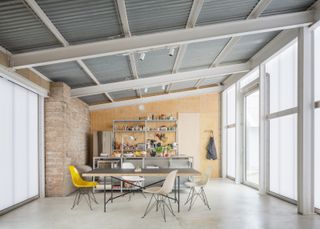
[[314, 26, 320, 210], [244, 90, 260, 186], [226, 85, 236, 178], [266, 42, 298, 200], [0, 78, 39, 212]]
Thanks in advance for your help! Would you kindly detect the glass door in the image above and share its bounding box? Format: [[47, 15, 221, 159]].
[[244, 89, 260, 187]]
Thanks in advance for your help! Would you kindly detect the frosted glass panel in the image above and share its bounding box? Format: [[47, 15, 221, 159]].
[[0, 79, 14, 211], [267, 42, 297, 113], [315, 27, 320, 101], [269, 114, 297, 200], [28, 92, 39, 197], [315, 109, 320, 209], [227, 85, 236, 125], [227, 127, 236, 178], [14, 85, 29, 203], [245, 90, 259, 185], [0, 79, 39, 212], [240, 69, 259, 88]]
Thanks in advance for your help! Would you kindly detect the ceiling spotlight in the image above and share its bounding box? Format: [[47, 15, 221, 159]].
[[144, 88, 148, 93], [138, 104, 145, 111], [169, 47, 175, 56], [162, 85, 166, 90], [139, 52, 146, 61]]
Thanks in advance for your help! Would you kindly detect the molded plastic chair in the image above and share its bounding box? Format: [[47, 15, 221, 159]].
[[184, 165, 212, 210], [69, 165, 98, 210], [121, 162, 145, 200], [142, 170, 177, 222]]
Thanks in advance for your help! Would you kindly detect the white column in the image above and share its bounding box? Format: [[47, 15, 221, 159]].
[[221, 91, 227, 178], [235, 82, 243, 184], [38, 96, 46, 198], [297, 26, 314, 215], [259, 64, 268, 194]]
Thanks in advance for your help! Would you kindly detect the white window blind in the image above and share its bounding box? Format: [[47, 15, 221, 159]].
[[266, 42, 298, 200], [0, 78, 39, 212]]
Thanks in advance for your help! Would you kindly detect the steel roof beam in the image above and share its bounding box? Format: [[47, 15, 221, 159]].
[[89, 85, 222, 111], [116, 0, 142, 98], [11, 11, 314, 68], [71, 63, 250, 97]]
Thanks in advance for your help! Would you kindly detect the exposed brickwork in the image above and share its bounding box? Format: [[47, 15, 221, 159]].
[[45, 82, 90, 197]]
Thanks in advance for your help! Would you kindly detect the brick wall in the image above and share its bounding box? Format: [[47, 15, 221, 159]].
[[45, 82, 90, 197]]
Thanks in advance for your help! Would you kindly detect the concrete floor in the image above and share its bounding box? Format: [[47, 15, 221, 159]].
[[1, 179, 320, 229]]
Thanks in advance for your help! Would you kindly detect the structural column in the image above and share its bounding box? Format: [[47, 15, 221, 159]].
[[297, 26, 314, 215], [258, 64, 268, 195], [235, 82, 243, 184]]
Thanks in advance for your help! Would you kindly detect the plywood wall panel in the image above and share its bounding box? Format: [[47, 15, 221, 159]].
[[90, 93, 221, 178]]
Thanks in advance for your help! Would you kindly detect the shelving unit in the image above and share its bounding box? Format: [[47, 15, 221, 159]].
[[112, 118, 178, 156]]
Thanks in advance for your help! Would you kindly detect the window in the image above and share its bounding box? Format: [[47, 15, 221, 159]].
[[266, 41, 298, 200], [244, 90, 260, 186], [269, 114, 297, 200], [0, 78, 39, 212], [226, 85, 236, 178], [314, 26, 320, 210], [240, 68, 259, 88]]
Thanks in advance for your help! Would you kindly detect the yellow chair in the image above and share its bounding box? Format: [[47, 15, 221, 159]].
[[69, 165, 98, 210]]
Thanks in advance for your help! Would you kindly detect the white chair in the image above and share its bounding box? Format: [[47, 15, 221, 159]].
[[184, 166, 212, 211], [121, 162, 145, 200], [142, 170, 177, 222]]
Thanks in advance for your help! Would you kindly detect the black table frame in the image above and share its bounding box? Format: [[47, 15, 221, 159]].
[[103, 176, 181, 213]]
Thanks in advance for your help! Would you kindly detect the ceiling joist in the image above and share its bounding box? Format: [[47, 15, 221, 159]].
[[210, 0, 273, 67], [89, 86, 223, 111], [71, 63, 250, 97], [11, 11, 314, 68], [116, 0, 141, 98], [24, 0, 114, 102]]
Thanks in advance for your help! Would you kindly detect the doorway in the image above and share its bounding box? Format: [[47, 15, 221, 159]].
[[243, 89, 260, 187]]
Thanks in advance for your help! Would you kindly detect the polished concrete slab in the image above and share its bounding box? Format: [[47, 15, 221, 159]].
[[1, 179, 320, 229]]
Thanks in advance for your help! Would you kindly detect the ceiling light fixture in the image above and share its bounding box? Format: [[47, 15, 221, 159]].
[[139, 52, 146, 61], [169, 47, 175, 56]]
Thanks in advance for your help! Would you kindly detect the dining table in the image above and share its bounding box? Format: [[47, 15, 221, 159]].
[[82, 168, 201, 213]]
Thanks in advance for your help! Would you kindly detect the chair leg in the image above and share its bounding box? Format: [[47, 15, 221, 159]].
[[85, 192, 93, 210], [161, 198, 166, 222], [185, 187, 194, 205], [89, 190, 99, 204], [200, 187, 211, 210], [164, 196, 175, 216], [142, 194, 157, 218], [71, 190, 79, 210]]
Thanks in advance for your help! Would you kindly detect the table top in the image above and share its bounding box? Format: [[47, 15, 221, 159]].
[[82, 168, 201, 177]]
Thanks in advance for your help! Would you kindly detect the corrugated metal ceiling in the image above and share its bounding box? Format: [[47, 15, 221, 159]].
[[109, 89, 136, 100], [80, 94, 110, 105], [36, 0, 122, 44], [262, 0, 315, 16], [0, 0, 61, 53], [135, 48, 177, 78], [197, 0, 259, 26], [180, 38, 230, 71], [126, 0, 193, 35], [221, 31, 279, 64], [84, 54, 132, 84], [171, 80, 198, 91], [35, 61, 96, 89]]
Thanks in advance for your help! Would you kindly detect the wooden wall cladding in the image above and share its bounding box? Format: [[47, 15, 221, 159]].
[[90, 93, 221, 178]]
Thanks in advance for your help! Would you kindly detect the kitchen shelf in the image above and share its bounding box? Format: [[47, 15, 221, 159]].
[[113, 118, 178, 155]]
